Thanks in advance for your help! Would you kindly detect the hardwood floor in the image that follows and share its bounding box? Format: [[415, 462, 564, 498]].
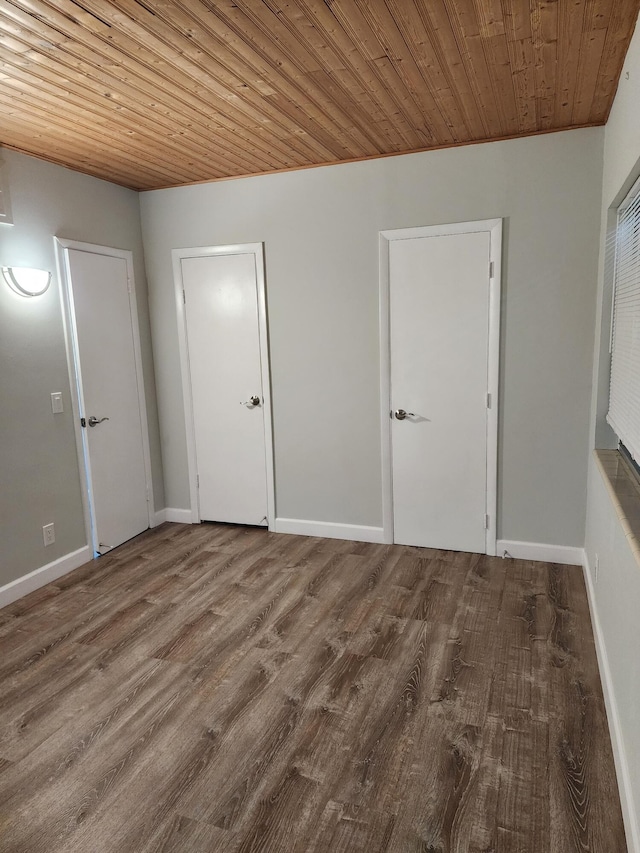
[[0, 523, 627, 852]]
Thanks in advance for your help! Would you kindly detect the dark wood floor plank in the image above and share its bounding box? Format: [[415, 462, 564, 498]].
[[464, 713, 504, 852], [326, 618, 440, 814], [0, 660, 192, 852], [384, 707, 483, 851], [546, 566, 627, 853], [307, 801, 396, 853], [231, 766, 320, 853], [0, 523, 627, 852], [1, 583, 63, 620], [498, 717, 550, 849], [137, 813, 228, 853], [0, 656, 172, 789], [175, 632, 384, 832], [55, 719, 225, 853], [0, 614, 102, 687], [0, 641, 106, 761]]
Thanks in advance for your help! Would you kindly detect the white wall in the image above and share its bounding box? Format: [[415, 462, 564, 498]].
[[0, 149, 164, 588], [584, 16, 640, 850], [602, 29, 640, 211], [585, 462, 640, 850], [141, 128, 603, 547]]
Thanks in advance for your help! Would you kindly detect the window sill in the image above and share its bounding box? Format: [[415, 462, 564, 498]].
[[594, 448, 640, 566]]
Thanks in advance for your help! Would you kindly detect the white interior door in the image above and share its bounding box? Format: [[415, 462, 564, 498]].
[[64, 246, 151, 554], [387, 225, 498, 553], [180, 249, 270, 526]]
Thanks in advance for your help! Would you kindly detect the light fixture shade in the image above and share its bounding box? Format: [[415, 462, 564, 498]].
[[2, 266, 52, 297]]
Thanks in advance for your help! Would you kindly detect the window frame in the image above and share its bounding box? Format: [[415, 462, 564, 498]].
[[607, 174, 640, 462]]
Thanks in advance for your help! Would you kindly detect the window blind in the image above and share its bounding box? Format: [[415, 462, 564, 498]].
[[608, 175, 640, 461]]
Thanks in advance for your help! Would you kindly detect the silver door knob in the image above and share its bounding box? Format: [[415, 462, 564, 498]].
[[88, 416, 109, 427], [394, 409, 414, 420], [242, 396, 261, 408]]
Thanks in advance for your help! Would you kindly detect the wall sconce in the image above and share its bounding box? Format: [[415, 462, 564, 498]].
[[2, 266, 51, 297]]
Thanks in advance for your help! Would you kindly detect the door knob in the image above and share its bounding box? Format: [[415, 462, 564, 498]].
[[87, 416, 109, 427], [242, 396, 261, 408], [394, 409, 414, 420]]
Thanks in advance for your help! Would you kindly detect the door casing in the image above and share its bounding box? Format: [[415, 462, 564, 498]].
[[172, 243, 275, 528], [379, 219, 502, 555], [55, 238, 155, 554]]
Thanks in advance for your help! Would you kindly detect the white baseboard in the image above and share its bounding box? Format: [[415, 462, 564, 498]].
[[582, 553, 640, 853], [163, 508, 195, 524], [274, 518, 385, 544], [0, 545, 92, 610], [154, 509, 167, 525], [496, 539, 584, 566]]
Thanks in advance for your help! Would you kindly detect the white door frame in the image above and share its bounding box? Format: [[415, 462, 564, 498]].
[[379, 219, 502, 555], [54, 238, 156, 554], [172, 243, 275, 529]]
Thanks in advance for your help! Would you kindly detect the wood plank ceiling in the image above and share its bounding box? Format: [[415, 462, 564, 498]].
[[0, 1, 638, 191]]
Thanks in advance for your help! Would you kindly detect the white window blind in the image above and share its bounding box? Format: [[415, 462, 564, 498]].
[[608, 175, 640, 461]]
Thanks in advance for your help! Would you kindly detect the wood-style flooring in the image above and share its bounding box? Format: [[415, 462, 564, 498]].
[[0, 523, 627, 852]]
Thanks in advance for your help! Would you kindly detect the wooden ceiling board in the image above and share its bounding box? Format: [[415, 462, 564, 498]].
[[30, 0, 322, 164], [0, 47, 252, 179], [7, 0, 323, 168], [591, 0, 640, 119], [0, 0, 638, 191]]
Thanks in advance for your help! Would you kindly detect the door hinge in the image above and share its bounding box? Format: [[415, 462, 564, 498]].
[[489, 261, 494, 278], [182, 290, 186, 304], [486, 392, 491, 409], [196, 474, 199, 488], [485, 514, 490, 530]]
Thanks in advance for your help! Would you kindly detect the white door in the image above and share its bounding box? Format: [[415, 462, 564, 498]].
[[385, 223, 500, 553], [179, 249, 271, 526], [62, 245, 151, 554]]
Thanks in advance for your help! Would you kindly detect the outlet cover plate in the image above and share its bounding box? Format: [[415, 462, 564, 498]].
[[43, 523, 55, 546], [51, 392, 63, 414]]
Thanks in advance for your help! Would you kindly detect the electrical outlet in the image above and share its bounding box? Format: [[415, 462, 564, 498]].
[[43, 523, 55, 547], [595, 554, 599, 583], [51, 392, 63, 414]]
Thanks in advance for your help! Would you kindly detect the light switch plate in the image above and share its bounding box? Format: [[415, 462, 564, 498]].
[[51, 392, 63, 414]]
